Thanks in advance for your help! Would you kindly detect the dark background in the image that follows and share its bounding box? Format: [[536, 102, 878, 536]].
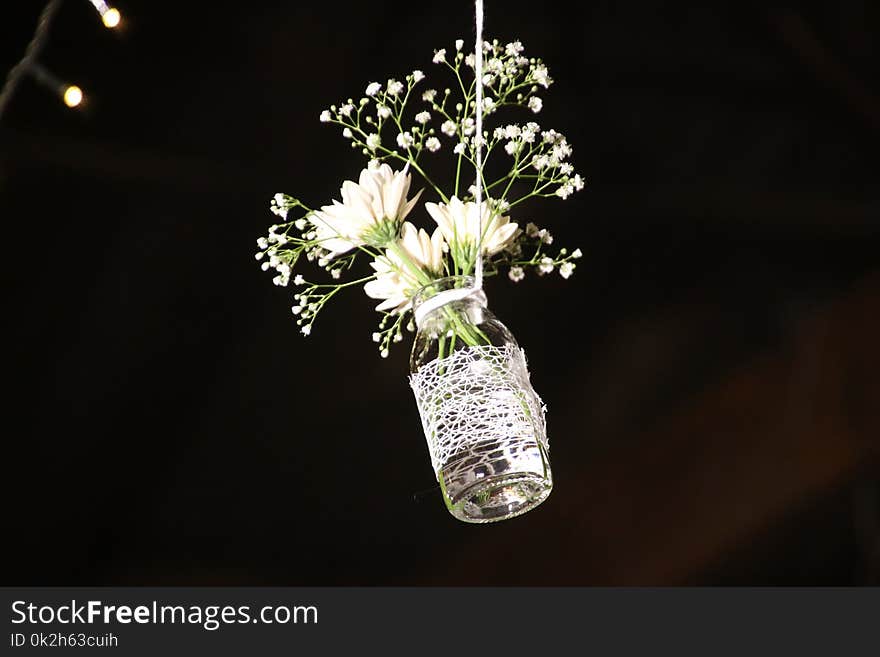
[[2, 0, 878, 585]]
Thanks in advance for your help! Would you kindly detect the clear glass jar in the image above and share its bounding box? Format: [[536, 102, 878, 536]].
[[408, 276, 552, 523]]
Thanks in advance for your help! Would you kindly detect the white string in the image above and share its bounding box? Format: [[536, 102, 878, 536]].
[[414, 0, 487, 328], [473, 0, 485, 291]]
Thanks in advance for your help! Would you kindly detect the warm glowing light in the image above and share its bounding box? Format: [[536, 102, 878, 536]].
[[102, 8, 121, 29], [63, 85, 83, 108]]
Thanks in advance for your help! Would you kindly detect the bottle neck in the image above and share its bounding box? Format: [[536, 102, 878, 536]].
[[414, 287, 487, 329], [412, 275, 487, 329]]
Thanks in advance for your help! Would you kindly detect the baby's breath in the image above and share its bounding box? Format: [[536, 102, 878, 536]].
[[257, 37, 585, 357]]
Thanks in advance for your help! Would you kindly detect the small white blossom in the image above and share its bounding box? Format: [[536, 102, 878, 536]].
[[412, 70, 425, 82], [572, 174, 585, 191], [556, 182, 575, 199], [319, 110, 331, 122], [493, 198, 510, 212], [292, 305, 302, 314], [559, 262, 575, 279], [571, 248, 583, 259], [462, 117, 475, 135], [294, 218, 307, 230], [365, 82, 381, 96], [483, 97, 497, 113], [453, 142, 466, 155], [532, 154, 549, 170], [376, 104, 391, 119], [301, 324, 312, 336], [538, 257, 554, 274], [552, 141, 572, 161], [508, 266, 525, 282], [560, 163, 574, 175], [257, 236, 269, 249], [386, 79, 404, 96], [396, 131, 414, 148], [366, 133, 381, 151], [433, 48, 447, 64], [528, 96, 543, 113], [380, 349, 389, 358], [521, 123, 538, 143], [539, 229, 553, 245], [331, 269, 341, 279], [372, 332, 381, 343], [505, 41, 524, 56], [261, 262, 271, 271], [422, 89, 437, 102], [342, 127, 353, 138], [255, 252, 264, 260], [339, 103, 354, 117], [532, 64, 551, 88], [504, 124, 521, 139], [482, 74, 494, 87], [293, 274, 305, 285], [465, 53, 475, 67], [415, 111, 431, 125], [425, 137, 441, 152], [455, 39, 464, 51], [441, 120, 457, 136]]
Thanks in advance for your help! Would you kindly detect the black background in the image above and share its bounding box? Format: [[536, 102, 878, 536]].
[[2, 1, 878, 585]]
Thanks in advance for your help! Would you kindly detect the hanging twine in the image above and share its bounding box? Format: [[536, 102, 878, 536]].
[[414, 0, 489, 328], [0, 0, 64, 121], [473, 0, 485, 290]]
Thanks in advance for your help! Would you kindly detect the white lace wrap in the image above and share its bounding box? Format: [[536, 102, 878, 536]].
[[409, 343, 548, 477]]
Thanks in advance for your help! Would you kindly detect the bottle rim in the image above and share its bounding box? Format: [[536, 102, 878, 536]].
[[411, 276, 487, 328]]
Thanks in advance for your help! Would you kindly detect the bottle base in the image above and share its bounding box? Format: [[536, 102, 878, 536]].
[[442, 471, 552, 523]]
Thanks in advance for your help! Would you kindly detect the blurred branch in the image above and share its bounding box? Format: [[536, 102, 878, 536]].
[[0, 0, 64, 122], [771, 10, 880, 131]]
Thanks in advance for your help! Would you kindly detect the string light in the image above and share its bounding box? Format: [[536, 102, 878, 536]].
[[63, 85, 84, 107], [30, 63, 84, 110], [0, 0, 124, 121], [102, 8, 121, 28], [88, 0, 122, 29]]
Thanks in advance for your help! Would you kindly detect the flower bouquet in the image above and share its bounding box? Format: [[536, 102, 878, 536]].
[[256, 38, 584, 522]]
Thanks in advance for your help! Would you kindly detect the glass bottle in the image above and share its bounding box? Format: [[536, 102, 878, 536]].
[[409, 276, 552, 523]]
